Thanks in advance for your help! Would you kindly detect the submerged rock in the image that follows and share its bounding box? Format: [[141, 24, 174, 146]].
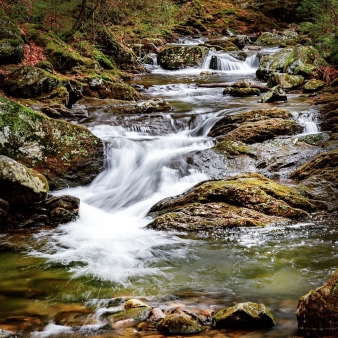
[[212, 302, 276, 329], [158, 46, 209, 70], [296, 269, 338, 331], [156, 313, 202, 334], [147, 173, 316, 231], [0, 96, 103, 190], [258, 85, 287, 103]]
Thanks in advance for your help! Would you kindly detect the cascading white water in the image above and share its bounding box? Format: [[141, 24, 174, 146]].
[[33, 125, 213, 284], [295, 109, 319, 134], [202, 51, 259, 72]]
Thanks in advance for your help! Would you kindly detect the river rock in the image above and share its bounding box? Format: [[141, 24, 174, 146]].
[[0, 11, 24, 64], [209, 107, 294, 137], [135, 98, 171, 113], [258, 85, 287, 103], [203, 39, 238, 52], [212, 302, 276, 329], [156, 313, 202, 334], [223, 87, 261, 96], [304, 79, 325, 92], [0, 96, 103, 190], [0, 155, 48, 208], [107, 307, 151, 327], [158, 46, 209, 70], [268, 73, 304, 89], [147, 173, 316, 231], [256, 45, 327, 81], [54, 310, 98, 327], [319, 101, 338, 132], [291, 149, 338, 211], [124, 299, 151, 309], [296, 269, 338, 331], [5, 66, 62, 98], [38, 104, 88, 120], [256, 30, 298, 46]]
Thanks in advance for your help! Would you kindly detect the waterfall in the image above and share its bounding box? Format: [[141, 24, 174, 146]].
[[295, 109, 319, 134], [202, 51, 258, 72]]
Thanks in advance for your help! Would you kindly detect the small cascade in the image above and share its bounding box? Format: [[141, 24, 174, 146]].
[[202, 51, 259, 72], [295, 109, 320, 134]]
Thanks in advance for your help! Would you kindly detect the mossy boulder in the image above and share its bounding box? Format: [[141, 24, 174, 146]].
[[209, 107, 300, 143], [147, 173, 316, 231], [268, 73, 304, 89], [223, 87, 261, 96], [0, 155, 48, 207], [156, 313, 202, 334], [256, 30, 298, 46], [209, 107, 294, 137], [296, 269, 338, 331], [303, 79, 325, 92], [0, 11, 24, 64], [107, 307, 151, 326], [256, 45, 327, 81], [158, 46, 209, 70], [212, 302, 276, 329], [258, 85, 287, 103], [5, 66, 62, 98], [203, 39, 239, 52], [0, 96, 103, 190]]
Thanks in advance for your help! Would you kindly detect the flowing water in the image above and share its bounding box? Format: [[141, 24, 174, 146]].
[[1, 48, 337, 338]]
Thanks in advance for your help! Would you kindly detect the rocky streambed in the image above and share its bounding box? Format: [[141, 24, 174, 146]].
[[0, 42, 337, 338]]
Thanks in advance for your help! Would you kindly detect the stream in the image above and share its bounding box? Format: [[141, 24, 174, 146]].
[[1, 46, 338, 338]]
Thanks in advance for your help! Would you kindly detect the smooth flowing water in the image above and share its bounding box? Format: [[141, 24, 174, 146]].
[[0, 48, 337, 338]]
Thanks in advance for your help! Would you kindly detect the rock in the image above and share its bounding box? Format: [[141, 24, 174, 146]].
[[319, 101, 338, 132], [256, 45, 327, 81], [156, 313, 202, 334], [212, 302, 276, 329], [296, 269, 338, 331], [258, 85, 287, 103], [148, 308, 165, 323], [203, 39, 238, 52], [107, 307, 151, 326], [158, 46, 209, 70], [0, 155, 48, 208], [5, 66, 62, 98], [304, 79, 325, 92], [40, 195, 80, 225], [0, 11, 24, 64], [228, 35, 247, 49], [147, 173, 316, 231], [0, 198, 9, 222], [209, 107, 301, 143], [268, 73, 304, 89], [223, 87, 261, 96], [0, 96, 103, 190], [135, 98, 171, 113], [85, 77, 143, 101], [209, 107, 294, 137], [291, 149, 338, 211], [39, 104, 88, 120], [124, 299, 151, 309], [36, 61, 54, 74], [256, 30, 298, 46]]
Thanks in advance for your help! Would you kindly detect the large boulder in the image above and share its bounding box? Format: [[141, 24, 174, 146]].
[[256, 45, 327, 81], [268, 73, 304, 89], [208, 107, 301, 143], [291, 149, 338, 211], [256, 30, 298, 46], [296, 269, 338, 331], [158, 46, 209, 70], [147, 173, 316, 231], [5, 66, 63, 99], [0, 155, 48, 207], [0, 11, 24, 64], [0, 96, 103, 190], [212, 302, 276, 329]]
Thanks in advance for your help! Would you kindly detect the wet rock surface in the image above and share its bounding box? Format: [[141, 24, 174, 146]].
[[212, 302, 276, 329], [296, 269, 338, 331], [147, 173, 317, 231], [0, 96, 104, 190]]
